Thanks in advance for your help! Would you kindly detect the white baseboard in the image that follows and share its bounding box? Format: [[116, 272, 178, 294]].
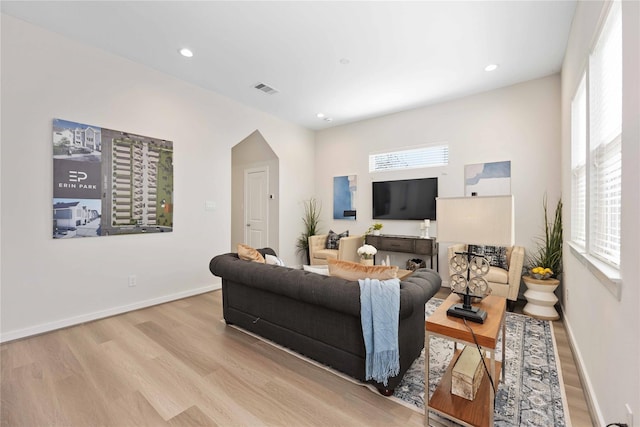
[[0, 283, 222, 343], [562, 315, 604, 426]]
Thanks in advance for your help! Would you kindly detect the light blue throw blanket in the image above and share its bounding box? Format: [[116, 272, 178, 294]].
[[358, 278, 400, 386]]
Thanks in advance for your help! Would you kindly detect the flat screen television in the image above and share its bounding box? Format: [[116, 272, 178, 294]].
[[372, 177, 438, 220]]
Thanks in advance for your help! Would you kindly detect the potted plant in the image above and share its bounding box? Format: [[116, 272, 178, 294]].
[[523, 196, 563, 320], [527, 196, 563, 279], [296, 198, 322, 264], [367, 222, 383, 236]]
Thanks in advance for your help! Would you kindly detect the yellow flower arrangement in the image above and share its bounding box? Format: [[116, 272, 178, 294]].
[[530, 266, 553, 280]]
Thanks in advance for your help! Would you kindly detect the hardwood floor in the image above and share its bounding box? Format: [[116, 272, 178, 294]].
[[1, 289, 593, 426]]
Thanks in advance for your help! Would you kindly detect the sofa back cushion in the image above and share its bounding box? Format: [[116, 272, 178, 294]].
[[210, 251, 438, 319], [328, 258, 398, 281], [486, 267, 509, 284]]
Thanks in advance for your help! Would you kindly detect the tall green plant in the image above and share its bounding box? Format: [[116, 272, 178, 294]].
[[528, 196, 563, 278], [296, 198, 322, 262]]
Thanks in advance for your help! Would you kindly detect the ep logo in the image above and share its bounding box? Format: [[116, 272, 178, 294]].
[[69, 171, 88, 182]]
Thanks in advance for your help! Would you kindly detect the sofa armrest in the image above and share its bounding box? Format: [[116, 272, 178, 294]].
[[338, 235, 363, 263], [404, 268, 442, 302], [308, 234, 328, 262], [506, 246, 525, 301]]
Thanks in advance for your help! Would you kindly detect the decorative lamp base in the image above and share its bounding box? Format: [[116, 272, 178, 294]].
[[447, 303, 487, 324]]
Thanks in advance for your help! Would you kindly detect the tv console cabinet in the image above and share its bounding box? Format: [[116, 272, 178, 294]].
[[365, 234, 438, 272]]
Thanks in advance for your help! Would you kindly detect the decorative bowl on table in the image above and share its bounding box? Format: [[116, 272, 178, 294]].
[[530, 267, 553, 280]]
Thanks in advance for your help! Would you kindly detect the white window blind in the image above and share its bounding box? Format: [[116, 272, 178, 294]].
[[369, 144, 449, 173], [588, 0, 622, 266], [571, 75, 587, 246]]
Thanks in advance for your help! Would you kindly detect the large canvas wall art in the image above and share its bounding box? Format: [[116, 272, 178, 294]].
[[464, 160, 511, 196], [53, 118, 173, 238], [333, 175, 357, 220]]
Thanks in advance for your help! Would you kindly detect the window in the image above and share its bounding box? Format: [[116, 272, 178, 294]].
[[571, 75, 587, 246], [369, 144, 448, 173], [570, 0, 622, 268]]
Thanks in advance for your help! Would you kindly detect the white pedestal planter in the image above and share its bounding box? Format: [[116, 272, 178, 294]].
[[522, 276, 560, 321]]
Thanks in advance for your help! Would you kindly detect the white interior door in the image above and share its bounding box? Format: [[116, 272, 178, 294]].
[[244, 166, 269, 248]]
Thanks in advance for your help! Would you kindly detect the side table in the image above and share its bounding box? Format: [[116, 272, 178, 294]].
[[522, 276, 560, 320], [425, 294, 506, 427]]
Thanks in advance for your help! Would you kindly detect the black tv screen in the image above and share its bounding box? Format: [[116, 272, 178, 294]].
[[372, 177, 438, 220]]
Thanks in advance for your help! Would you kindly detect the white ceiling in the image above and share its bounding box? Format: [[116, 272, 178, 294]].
[[1, 1, 576, 130]]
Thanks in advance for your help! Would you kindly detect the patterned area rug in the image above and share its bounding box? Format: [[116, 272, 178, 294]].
[[392, 298, 571, 427]]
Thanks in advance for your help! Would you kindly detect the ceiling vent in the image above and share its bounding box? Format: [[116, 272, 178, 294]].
[[253, 82, 279, 95]]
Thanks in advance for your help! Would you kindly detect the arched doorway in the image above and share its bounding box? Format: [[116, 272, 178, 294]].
[[231, 131, 279, 253]]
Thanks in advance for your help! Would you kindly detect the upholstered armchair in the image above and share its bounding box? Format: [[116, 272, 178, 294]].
[[447, 243, 525, 307], [308, 234, 362, 265]]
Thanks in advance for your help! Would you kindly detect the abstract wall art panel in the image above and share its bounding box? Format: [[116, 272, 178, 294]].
[[333, 175, 357, 220], [464, 160, 511, 197]]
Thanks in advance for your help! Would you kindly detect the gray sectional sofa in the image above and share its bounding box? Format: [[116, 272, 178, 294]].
[[209, 248, 441, 395]]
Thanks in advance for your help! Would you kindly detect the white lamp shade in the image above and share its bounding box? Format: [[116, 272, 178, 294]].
[[436, 196, 514, 246]]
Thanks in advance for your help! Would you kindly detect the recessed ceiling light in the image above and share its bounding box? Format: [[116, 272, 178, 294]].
[[179, 48, 193, 58], [316, 113, 325, 118], [484, 64, 499, 72]]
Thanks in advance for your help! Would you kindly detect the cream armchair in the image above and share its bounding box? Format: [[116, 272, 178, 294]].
[[447, 243, 525, 306], [308, 234, 362, 265]]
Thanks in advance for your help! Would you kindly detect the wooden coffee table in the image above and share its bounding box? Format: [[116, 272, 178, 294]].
[[424, 293, 506, 427]]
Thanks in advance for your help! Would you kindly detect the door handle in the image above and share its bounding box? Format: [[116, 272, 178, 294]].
[[246, 224, 251, 227]]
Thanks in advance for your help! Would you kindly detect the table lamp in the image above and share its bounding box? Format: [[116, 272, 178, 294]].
[[436, 195, 514, 323]]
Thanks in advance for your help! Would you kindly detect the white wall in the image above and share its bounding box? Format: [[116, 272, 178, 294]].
[[0, 15, 315, 341], [560, 1, 640, 425], [315, 75, 561, 276]]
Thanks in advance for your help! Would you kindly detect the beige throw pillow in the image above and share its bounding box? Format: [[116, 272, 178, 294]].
[[327, 258, 398, 281], [237, 244, 266, 263]]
